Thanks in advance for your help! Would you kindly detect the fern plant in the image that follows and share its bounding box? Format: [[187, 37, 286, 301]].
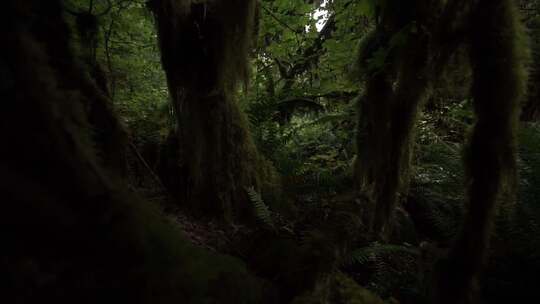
[[342, 242, 421, 299], [345, 243, 420, 267], [245, 186, 275, 229]]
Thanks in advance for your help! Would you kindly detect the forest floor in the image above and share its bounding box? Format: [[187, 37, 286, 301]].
[[126, 148, 258, 257], [134, 185, 249, 255]]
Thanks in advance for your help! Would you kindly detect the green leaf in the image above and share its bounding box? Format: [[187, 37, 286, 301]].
[[358, 0, 376, 17]]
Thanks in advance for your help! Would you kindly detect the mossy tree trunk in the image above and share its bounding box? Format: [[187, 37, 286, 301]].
[[67, 3, 129, 178], [150, 0, 276, 221], [354, 1, 436, 238], [1, 1, 269, 302], [173, 89, 265, 220], [354, 66, 397, 234], [434, 0, 527, 303], [522, 0, 540, 121], [523, 30, 540, 121], [354, 1, 476, 239]]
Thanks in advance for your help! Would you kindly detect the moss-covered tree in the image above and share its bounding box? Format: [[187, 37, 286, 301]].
[[354, 0, 452, 238], [434, 0, 528, 303], [522, 1, 540, 121], [149, 0, 278, 221], [65, 0, 129, 178], [1, 1, 271, 302]]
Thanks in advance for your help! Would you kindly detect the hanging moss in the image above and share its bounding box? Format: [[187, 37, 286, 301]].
[[353, 0, 442, 238], [434, 1, 528, 303], [373, 32, 431, 237], [354, 68, 396, 232]]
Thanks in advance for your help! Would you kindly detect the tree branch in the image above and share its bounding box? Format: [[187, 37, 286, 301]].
[[261, 4, 302, 34]]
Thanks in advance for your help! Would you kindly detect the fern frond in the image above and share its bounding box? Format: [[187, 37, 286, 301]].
[[344, 243, 419, 267], [246, 186, 274, 229]]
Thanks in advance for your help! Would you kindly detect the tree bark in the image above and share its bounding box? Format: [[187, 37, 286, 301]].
[[150, 0, 279, 221]]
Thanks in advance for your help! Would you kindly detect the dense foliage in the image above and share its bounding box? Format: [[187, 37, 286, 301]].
[[3, 0, 540, 303]]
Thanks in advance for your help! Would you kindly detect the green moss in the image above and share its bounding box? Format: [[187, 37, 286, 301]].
[[2, 1, 270, 302], [353, 1, 435, 238], [150, 0, 281, 221], [152, 0, 257, 93], [436, 1, 529, 303]]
